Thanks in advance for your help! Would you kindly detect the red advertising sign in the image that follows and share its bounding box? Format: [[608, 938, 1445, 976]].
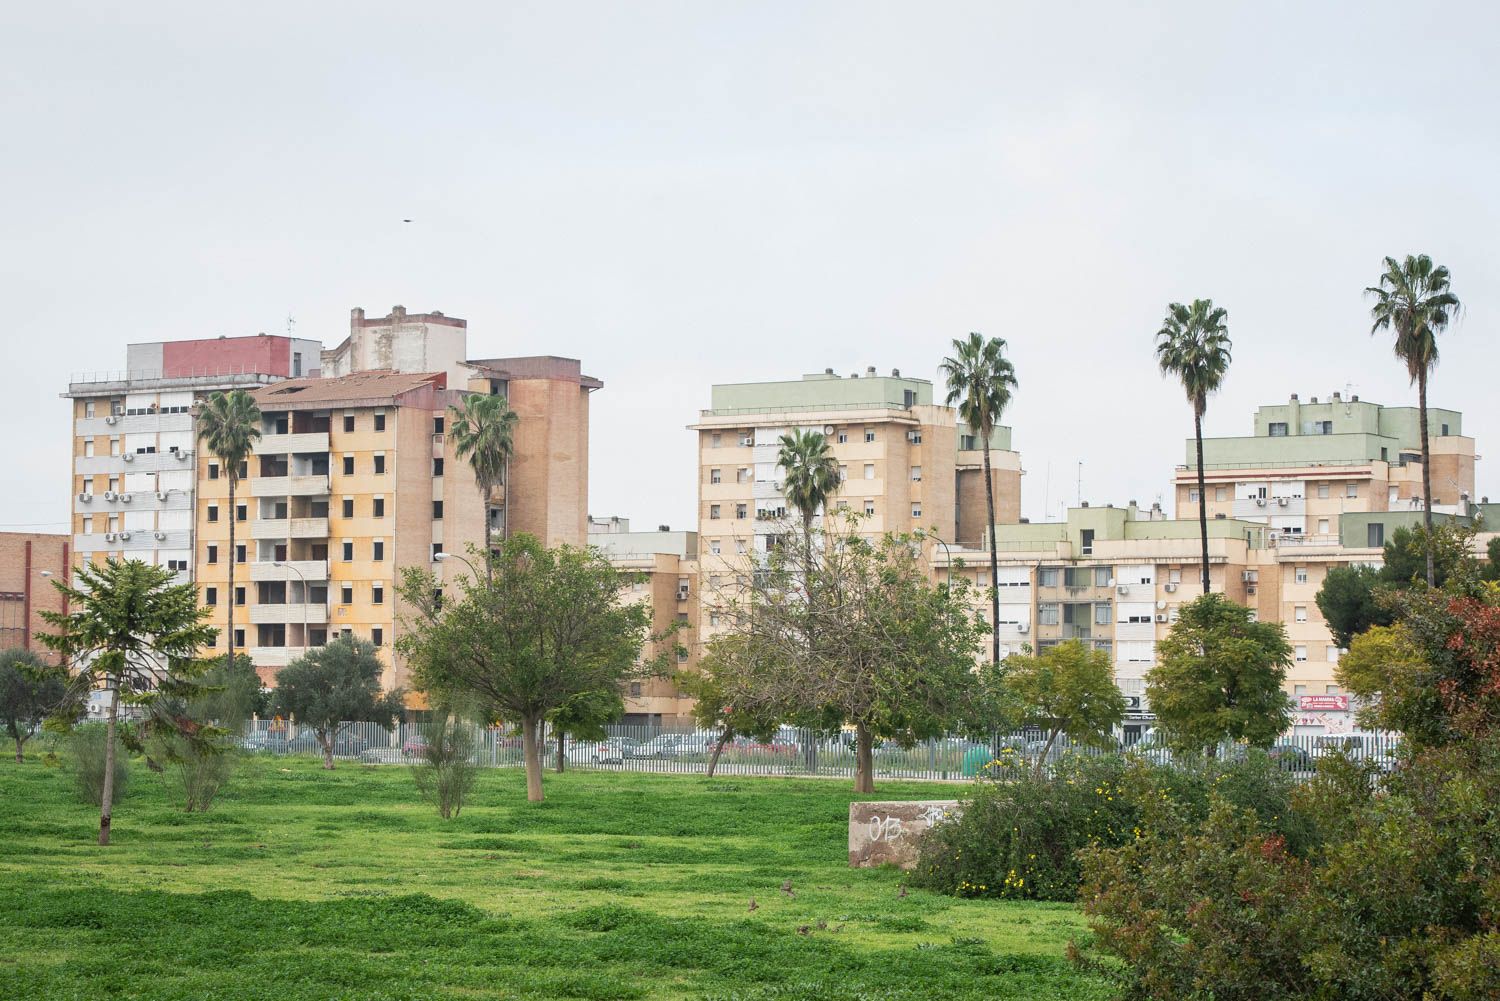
[[1298, 695, 1349, 711]]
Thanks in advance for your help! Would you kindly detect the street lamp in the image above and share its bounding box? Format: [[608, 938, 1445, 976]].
[[272, 561, 309, 657], [433, 550, 482, 578]]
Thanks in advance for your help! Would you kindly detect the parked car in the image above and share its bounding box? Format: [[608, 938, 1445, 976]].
[[592, 737, 639, 764], [1265, 741, 1314, 772], [401, 736, 429, 758], [632, 735, 690, 759], [284, 729, 371, 758]]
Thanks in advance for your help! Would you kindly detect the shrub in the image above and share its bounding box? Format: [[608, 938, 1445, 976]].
[[411, 717, 478, 819], [149, 731, 233, 813], [69, 723, 129, 807]]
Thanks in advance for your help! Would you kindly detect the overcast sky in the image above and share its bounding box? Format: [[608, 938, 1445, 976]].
[[4, 1, 1496, 534]]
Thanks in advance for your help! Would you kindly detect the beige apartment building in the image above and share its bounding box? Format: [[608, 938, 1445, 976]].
[[588, 517, 700, 726]]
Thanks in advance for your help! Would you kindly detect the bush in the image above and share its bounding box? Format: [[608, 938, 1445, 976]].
[[411, 717, 478, 819], [69, 723, 129, 807], [149, 731, 233, 813]]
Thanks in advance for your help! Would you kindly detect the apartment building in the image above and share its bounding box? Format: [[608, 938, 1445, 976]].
[[1176, 392, 1476, 542], [588, 518, 700, 726], [0, 532, 70, 657], [64, 334, 320, 587]]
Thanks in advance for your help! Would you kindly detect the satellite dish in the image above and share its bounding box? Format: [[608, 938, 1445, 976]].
[[1156, 600, 1167, 610]]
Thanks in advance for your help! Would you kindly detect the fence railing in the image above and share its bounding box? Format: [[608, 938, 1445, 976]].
[[238, 720, 1405, 782]]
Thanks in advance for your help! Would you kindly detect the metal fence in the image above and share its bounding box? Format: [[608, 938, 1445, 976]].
[[239, 719, 1405, 782]]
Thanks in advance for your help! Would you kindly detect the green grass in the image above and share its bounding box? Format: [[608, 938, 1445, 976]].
[[0, 752, 1109, 1000]]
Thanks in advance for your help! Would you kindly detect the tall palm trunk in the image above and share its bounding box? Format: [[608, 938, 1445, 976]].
[[981, 436, 1000, 664], [521, 714, 544, 802], [227, 473, 238, 666], [99, 678, 119, 846], [1417, 369, 1434, 586], [1194, 410, 1210, 594]]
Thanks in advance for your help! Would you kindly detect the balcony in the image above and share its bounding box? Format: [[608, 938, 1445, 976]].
[[258, 431, 330, 454], [76, 412, 192, 437], [248, 647, 295, 668], [255, 474, 331, 497], [76, 529, 192, 552], [249, 603, 329, 625], [252, 517, 329, 539], [249, 560, 329, 583], [75, 450, 196, 476]]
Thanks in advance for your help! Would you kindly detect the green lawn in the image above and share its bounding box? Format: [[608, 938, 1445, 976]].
[[0, 752, 1109, 1000]]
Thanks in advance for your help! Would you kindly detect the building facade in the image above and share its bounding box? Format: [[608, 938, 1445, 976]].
[[0, 532, 70, 657]]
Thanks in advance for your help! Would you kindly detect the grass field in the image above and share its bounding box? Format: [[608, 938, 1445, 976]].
[[0, 752, 1110, 1000]]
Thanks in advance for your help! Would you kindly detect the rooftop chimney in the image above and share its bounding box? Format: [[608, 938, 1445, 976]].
[[866, 366, 876, 377], [1310, 396, 1318, 404], [891, 368, 900, 377], [825, 367, 834, 375], [658, 524, 670, 532], [1333, 391, 1341, 401], [1351, 395, 1359, 402], [1290, 393, 1299, 401]]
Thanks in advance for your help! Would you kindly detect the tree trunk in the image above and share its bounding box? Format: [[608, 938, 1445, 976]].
[[555, 728, 565, 773], [1418, 368, 1435, 587], [99, 680, 120, 846], [1034, 729, 1060, 781], [321, 731, 335, 770], [854, 722, 875, 794], [981, 436, 1000, 665], [1195, 409, 1211, 594], [521, 714, 544, 802], [227, 473, 237, 668], [707, 730, 730, 778], [14, 734, 25, 763]]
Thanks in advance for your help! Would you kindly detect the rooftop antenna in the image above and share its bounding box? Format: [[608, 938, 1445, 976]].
[[1076, 461, 1083, 508], [286, 314, 297, 337], [1042, 460, 1051, 523], [1344, 380, 1354, 416]]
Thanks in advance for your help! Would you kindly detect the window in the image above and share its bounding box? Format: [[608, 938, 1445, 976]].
[[1268, 421, 1288, 436], [431, 543, 443, 560], [710, 433, 721, 448], [1295, 566, 1309, 584], [372, 583, 384, 605], [235, 545, 246, 563], [836, 430, 848, 444], [343, 414, 355, 433], [207, 504, 219, 523], [373, 540, 385, 561], [864, 429, 876, 443], [206, 545, 218, 564], [1039, 568, 1058, 588], [1295, 606, 1308, 623], [709, 612, 721, 628], [1168, 568, 1182, 584], [1441, 423, 1450, 436], [735, 503, 747, 519], [709, 504, 721, 520], [1094, 566, 1112, 587], [710, 468, 721, 484], [292, 351, 302, 377], [1295, 645, 1308, 662], [735, 539, 747, 555], [84, 401, 95, 418], [341, 541, 353, 561], [736, 467, 749, 484], [340, 584, 352, 604], [342, 455, 355, 475], [373, 412, 386, 432], [208, 462, 219, 480], [910, 465, 921, 481], [84, 438, 94, 458], [1367, 523, 1385, 548], [1188, 488, 1200, 503], [1318, 483, 1330, 499], [709, 539, 721, 555], [1345, 483, 1357, 498], [863, 500, 875, 515], [433, 458, 444, 476], [863, 463, 875, 480], [1215, 486, 1227, 501], [433, 416, 444, 435], [81, 516, 92, 534], [1038, 603, 1060, 626], [233, 629, 245, 649], [433, 500, 443, 519], [372, 628, 383, 647], [1327, 646, 1342, 663], [234, 586, 246, 606], [838, 465, 848, 482], [341, 498, 354, 518], [205, 587, 217, 606], [236, 504, 247, 522], [1318, 518, 1330, 534], [373, 454, 386, 475], [911, 503, 922, 518], [239, 461, 249, 479], [1095, 604, 1112, 625], [629, 682, 642, 698], [373, 497, 385, 518]]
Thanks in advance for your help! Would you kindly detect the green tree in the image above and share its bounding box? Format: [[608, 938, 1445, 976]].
[[1004, 640, 1126, 777], [1484, 536, 1500, 583], [37, 559, 217, 845], [1315, 564, 1394, 649], [941, 332, 1019, 664], [0, 649, 67, 762], [187, 652, 267, 733], [1336, 623, 1431, 736], [396, 536, 654, 802], [776, 428, 841, 566], [1146, 593, 1293, 755], [546, 687, 623, 773], [680, 634, 789, 778], [271, 637, 402, 769], [1380, 522, 1475, 590], [196, 389, 262, 669], [1367, 254, 1461, 587], [1155, 299, 1232, 594], [448, 392, 519, 562]]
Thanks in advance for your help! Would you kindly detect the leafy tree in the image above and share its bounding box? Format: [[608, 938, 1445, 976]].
[[196, 389, 261, 670], [1484, 536, 1500, 583], [1367, 253, 1461, 586], [1004, 640, 1126, 778], [37, 559, 217, 845], [396, 536, 654, 802], [186, 652, 266, 733], [719, 525, 983, 792], [1155, 299, 1232, 594], [1315, 564, 1394, 649], [1336, 623, 1431, 736], [546, 687, 623, 773], [1146, 593, 1292, 755], [270, 637, 402, 769], [776, 428, 840, 566], [0, 649, 66, 763], [448, 392, 518, 562], [1380, 522, 1475, 590], [680, 634, 789, 778], [941, 332, 1018, 664]]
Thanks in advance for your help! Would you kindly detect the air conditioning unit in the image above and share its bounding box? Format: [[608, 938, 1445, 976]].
[[1116, 584, 1130, 596], [104, 415, 118, 425], [1155, 613, 1168, 623], [823, 426, 835, 435], [119, 493, 132, 503], [122, 453, 134, 462], [77, 492, 92, 503], [1241, 571, 1257, 582], [1163, 582, 1177, 593], [1247, 585, 1257, 595], [156, 491, 169, 501], [1016, 623, 1029, 634], [153, 531, 166, 541], [1277, 496, 1289, 507], [676, 587, 690, 601], [118, 531, 131, 541], [104, 532, 117, 542], [103, 490, 118, 501], [176, 450, 191, 461], [1254, 497, 1266, 506]]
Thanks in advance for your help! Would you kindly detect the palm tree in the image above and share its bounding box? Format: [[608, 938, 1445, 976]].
[[940, 333, 1018, 665], [1155, 299, 1232, 595], [776, 428, 841, 566], [197, 390, 261, 671], [38, 560, 216, 845], [1367, 254, 1460, 587], [448, 393, 519, 575]]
